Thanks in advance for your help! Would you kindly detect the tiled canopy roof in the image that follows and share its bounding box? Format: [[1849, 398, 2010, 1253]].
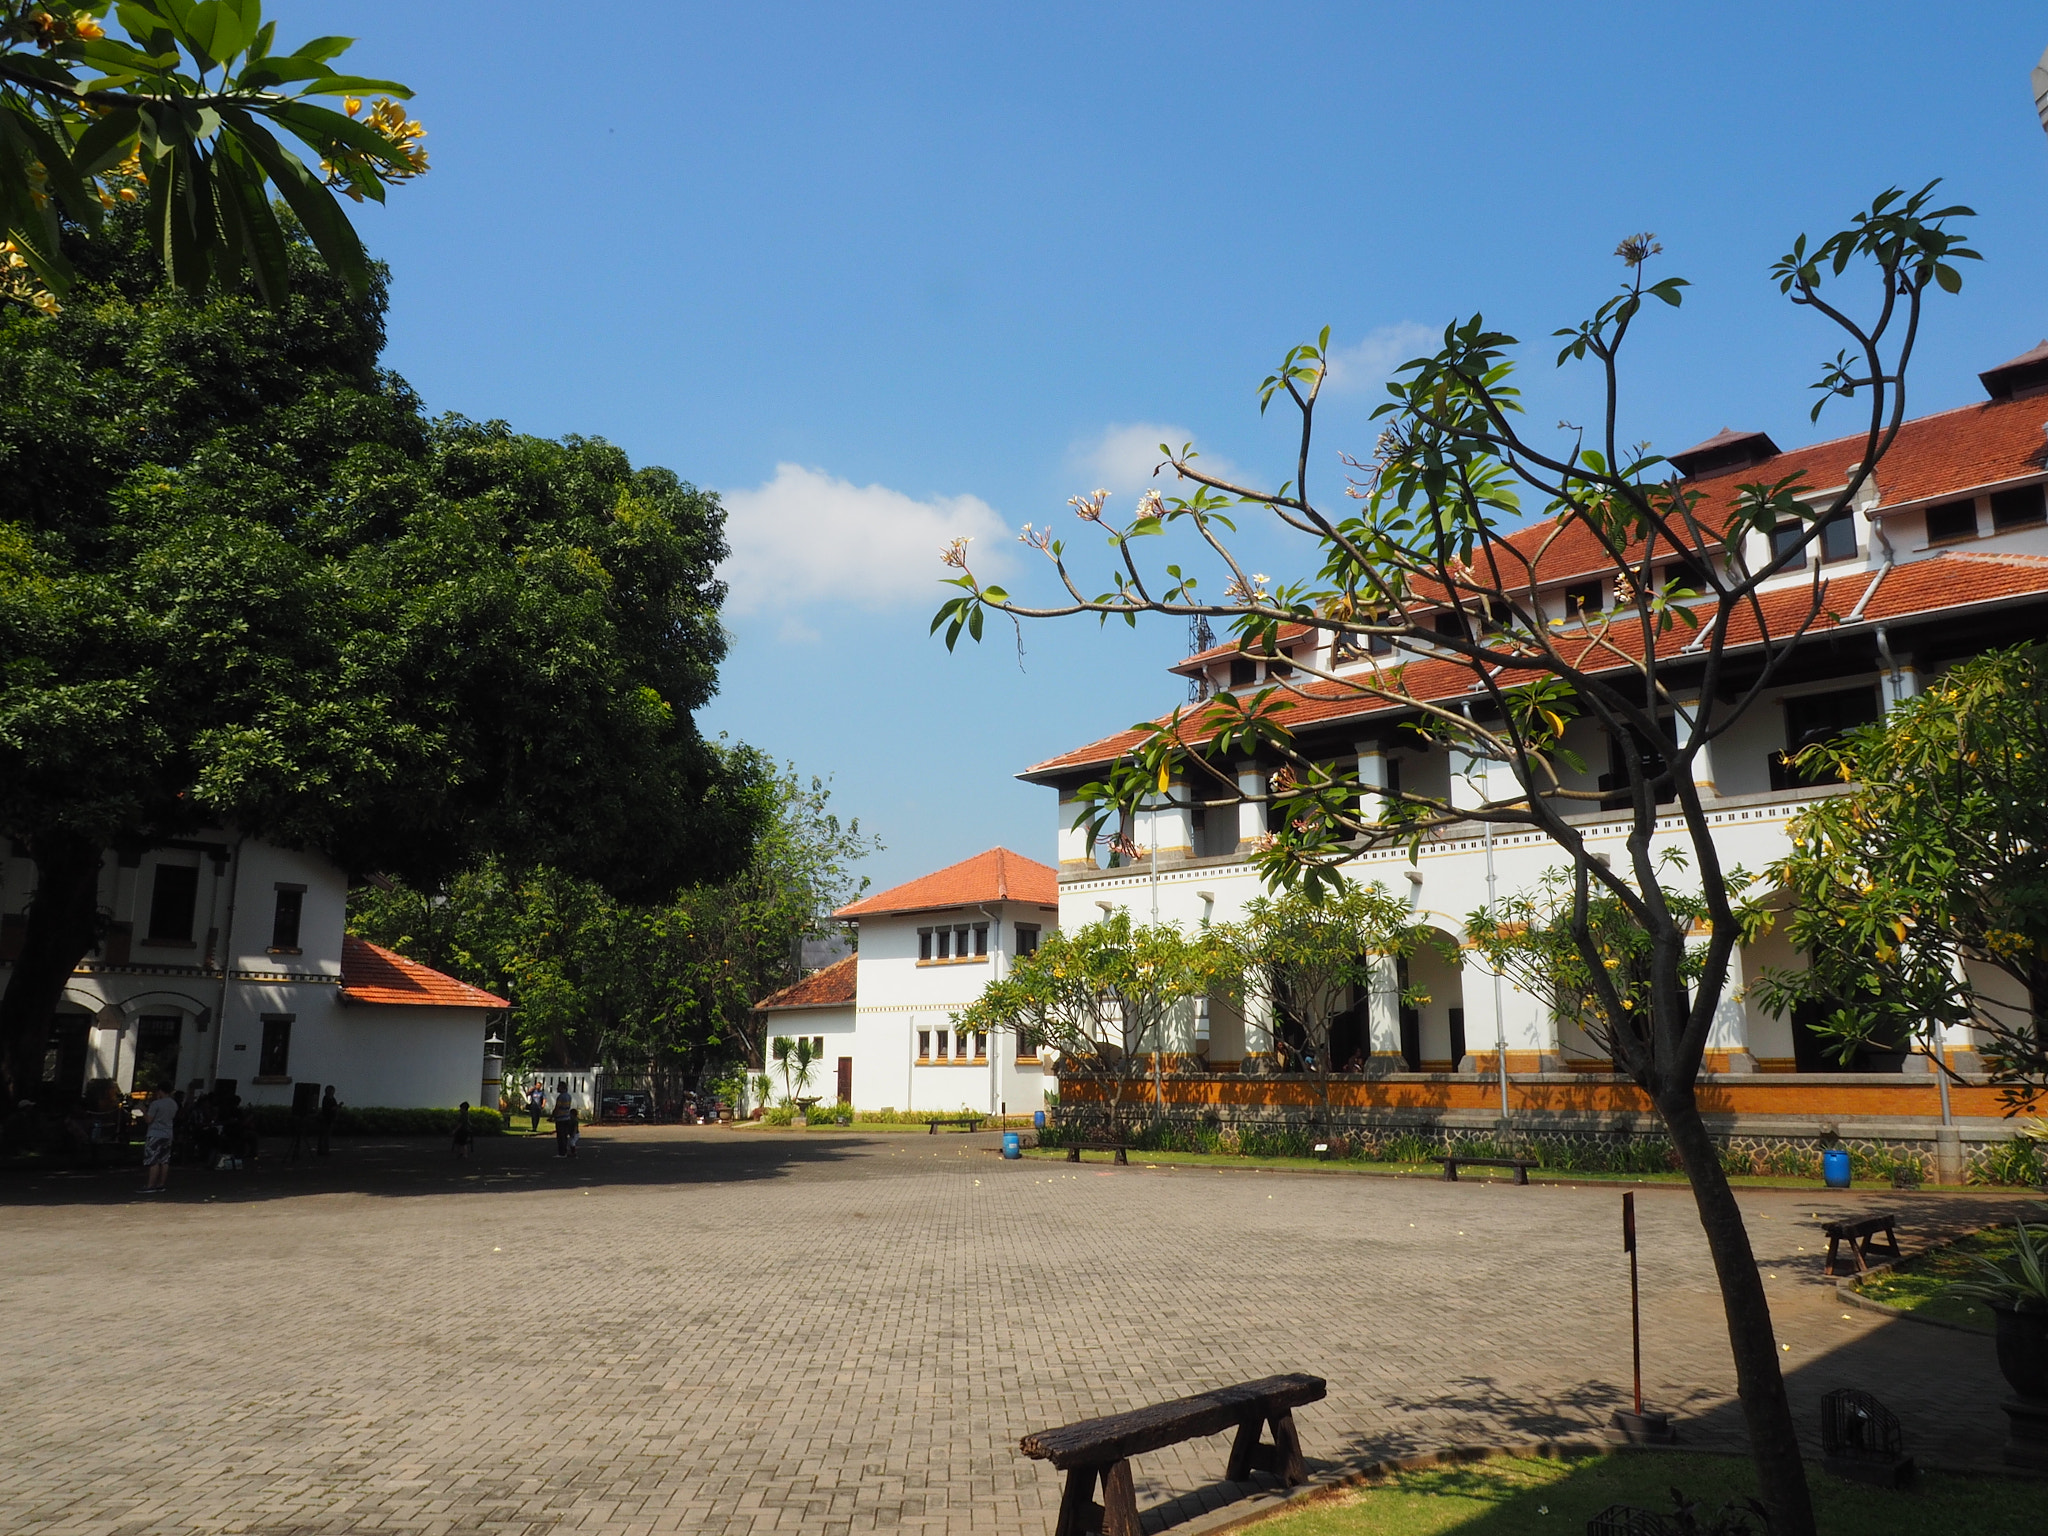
[[834, 848, 1058, 919], [1025, 551, 2048, 778], [339, 937, 510, 1009], [1164, 392, 2048, 670], [754, 954, 858, 1013]]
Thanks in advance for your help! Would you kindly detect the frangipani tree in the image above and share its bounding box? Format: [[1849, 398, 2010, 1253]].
[[933, 186, 1978, 1534], [957, 908, 1216, 1134], [1757, 644, 2048, 1107], [1, 0, 424, 311], [1217, 879, 1446, 1115]]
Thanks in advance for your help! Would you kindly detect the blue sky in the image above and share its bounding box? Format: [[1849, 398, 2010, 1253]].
[[292, 2, 2048, 893]]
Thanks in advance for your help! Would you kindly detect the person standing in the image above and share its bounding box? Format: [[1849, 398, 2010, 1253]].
[[140, 1085, 176, 1194], [526, 1081, 546, 1134], [552, 1083, 577, 1159], [317, 1086, 340, 1157], [451, 1101, 475, 1160]]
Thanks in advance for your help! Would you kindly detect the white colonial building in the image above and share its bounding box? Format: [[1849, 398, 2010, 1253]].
[[754, 848, 1059, 1116], [1, 833, 507, 1109], [1018, 343, 2048, 1145]]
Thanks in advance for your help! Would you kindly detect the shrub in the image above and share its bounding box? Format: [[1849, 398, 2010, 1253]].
[[1971, 1137, 2045, 1187], [248, 1105, 505, 1137]]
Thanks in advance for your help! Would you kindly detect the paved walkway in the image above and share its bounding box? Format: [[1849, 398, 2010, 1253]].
[[0, 1128, 2027, 1536]]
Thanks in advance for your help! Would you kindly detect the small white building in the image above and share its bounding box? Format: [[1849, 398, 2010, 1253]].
[[754, 848, 1059, 1116], [2, 832, 508, 1110]]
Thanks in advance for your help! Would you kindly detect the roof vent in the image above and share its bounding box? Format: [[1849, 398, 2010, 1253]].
[[1978, 340, 2048, 402], [1668, 427, 1782, 479]]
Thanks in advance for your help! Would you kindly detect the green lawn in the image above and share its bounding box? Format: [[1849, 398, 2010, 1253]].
[[1017, 1146, 1843, 1190], [1247, 1451, 2047, 1536], [1852, 1225, 2021, 1333]]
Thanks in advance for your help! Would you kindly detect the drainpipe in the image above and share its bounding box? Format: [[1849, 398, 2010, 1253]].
[[206, 836, 245, 1090]]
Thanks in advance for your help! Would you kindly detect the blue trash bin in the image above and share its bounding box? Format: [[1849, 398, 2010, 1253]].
[[1034, 1109, 1047, 1130], [1822, 1148, 1852, 1188], [1002, 1132, 1022, 1159]]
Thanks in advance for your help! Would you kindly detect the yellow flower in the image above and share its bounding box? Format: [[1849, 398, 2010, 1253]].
[[74, 15, 105, 40], [344, 97, 363, 117]]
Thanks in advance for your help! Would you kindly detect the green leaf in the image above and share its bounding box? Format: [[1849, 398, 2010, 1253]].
[[220, 107, 369, 295], [71, 108, 142, 177], [298, 75, 413, 99], [1933, 263, 1961, 295]]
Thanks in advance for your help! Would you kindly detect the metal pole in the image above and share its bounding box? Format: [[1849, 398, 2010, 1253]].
[[1482, 815, 1509, 1123], [1624, 1191, 1642, 1416]]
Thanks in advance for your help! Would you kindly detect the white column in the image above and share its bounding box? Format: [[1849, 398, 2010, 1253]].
[[1056, 791, 1097, 871], [1449, 745, 1491, 811], [1882, 656, 1921, 714], [1354, 741, 1388, 824], [1235, 763, 1266, 852], [1144, 785, 1195, 862], [1673, 697, 1717, 798]]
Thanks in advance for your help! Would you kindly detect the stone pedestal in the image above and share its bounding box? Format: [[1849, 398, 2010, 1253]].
[[1607, 1409, 1676, 1445], [1933, 1126, 1963, 1186], [2004, 1398, 2048, 1473]]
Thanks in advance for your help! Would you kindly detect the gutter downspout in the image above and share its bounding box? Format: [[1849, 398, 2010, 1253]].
[[206, 836, 244, 1090]]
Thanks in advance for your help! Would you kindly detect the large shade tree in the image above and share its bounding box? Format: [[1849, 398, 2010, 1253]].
[[933, 186, 1976, 1533], [0, 210, 766, 1100], [348, 758, 881, 1077], [2, 1, 423, 311]]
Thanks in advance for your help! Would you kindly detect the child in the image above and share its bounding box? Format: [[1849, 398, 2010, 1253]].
[[451, 1101, 474, 1159]]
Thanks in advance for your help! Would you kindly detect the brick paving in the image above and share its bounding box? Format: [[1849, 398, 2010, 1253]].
[[0, 1127, 2029, 1536]]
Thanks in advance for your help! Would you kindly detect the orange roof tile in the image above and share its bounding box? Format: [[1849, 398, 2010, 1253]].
[[754, 954, 858, 1012], [1022, 552, 2048, 777], [339, 937, 510, 1009], [834, 848, 1058, 919]]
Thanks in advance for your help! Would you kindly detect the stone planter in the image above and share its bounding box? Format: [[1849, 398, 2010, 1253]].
[[1992, 1302, 2048, 1400]]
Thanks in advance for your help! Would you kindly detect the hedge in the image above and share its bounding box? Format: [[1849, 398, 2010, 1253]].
[[248, 1105, 506, 1137]]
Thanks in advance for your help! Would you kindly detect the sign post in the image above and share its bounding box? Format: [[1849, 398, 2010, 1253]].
[[1608, 1190, 1676, 1443]]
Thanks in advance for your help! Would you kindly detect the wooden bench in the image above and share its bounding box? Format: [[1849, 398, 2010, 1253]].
[[1066, 1141, 1129, 1165], [1020, 1373, 1327, 1536], [1434, 1153, 1536, 1185], [926, 1114, 986, 1134], [1823, 1212, 1901, 1276]]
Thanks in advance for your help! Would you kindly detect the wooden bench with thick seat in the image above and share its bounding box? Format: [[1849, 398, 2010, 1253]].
[[1434, 1153, 1536, 1185], [1020, 1373, 1327, 1536], [926, 1114, 987, 1134], [1823, 1212, 1901, 1276], [1065, 1141, 1129, 1164]]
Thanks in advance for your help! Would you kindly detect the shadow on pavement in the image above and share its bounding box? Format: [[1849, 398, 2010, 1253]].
[[0, 1124, 921, 1207]]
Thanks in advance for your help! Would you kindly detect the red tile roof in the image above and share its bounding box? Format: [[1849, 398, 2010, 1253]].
[[834, 848, 1058, 919], [339, 937, 510, 1009], [754, 954, 858, 1013], [1023, 551, 2048, 777]]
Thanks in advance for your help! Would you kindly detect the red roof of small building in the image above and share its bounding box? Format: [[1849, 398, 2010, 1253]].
[[339, 936, 510, 1009], [834, 848, 1058, 919], [754, 954, 858, 1012]]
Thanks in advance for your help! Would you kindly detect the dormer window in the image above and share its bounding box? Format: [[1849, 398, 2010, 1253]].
[[1925, 498, 1978, 544], [1267, 652, 1293, 679], [1432, 611, 1463, 637], [1228, 658, 1257, 687], [1565, 581, 1603, 619], [1769, 517, 1806, 570], [1818, 511, 1857, 564], [1991, 483, 2047, 532]]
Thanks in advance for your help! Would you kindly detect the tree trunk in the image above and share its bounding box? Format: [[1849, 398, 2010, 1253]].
[[0, 830, 107, 1102], [1657, 1083, 1816, 1536]]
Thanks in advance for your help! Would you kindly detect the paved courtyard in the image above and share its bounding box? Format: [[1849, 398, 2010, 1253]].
[[0, 1127, 2027, 1536]]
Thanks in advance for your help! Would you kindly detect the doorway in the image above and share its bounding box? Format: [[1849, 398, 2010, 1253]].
[[134, 1015, 182, 1092], [42, 1015, 89, 1097], [836, 1056, 852, 1104]]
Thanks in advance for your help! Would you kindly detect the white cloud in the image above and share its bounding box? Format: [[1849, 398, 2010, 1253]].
[[1323, 322, 1438, 394], [718, 464, 1011, 634], [1070, 422, 1236, 505]]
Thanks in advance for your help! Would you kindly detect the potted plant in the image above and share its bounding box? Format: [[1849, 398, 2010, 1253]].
[[1950, 1218, 2048, 1399]]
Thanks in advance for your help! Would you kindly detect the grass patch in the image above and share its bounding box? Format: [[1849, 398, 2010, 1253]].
[[1248, 1450, 2048, 1535], [1016, 1146, 1837, 1189], [1852, 1225, 2021, 1333]]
